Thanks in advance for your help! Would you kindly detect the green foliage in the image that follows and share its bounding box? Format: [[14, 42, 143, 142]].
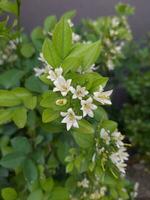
[[110, 39, 150, 155], [80, 4, 133, 72], [1, 187, 17, 200]]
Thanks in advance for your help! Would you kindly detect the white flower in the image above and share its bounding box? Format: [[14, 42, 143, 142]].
[[68, 19, 74, 27], [47, 67, 63, 81], [77, 178, 89, 188], [71, 85, 88, 100], [100, 128, 111, 145], [90, 190, 101, 199], [110, 147, 129, 174], [38, 53, 46, 63], [112, 17, 120, 27], [115, 45, 122, 54], [9, 40, 17, 50], [107, 59, 114, 70], [53, 77, 72, 96], [81, 97, 97, 117], [112, 130, 124, 147], [117, 147, 129, 162], [100, 187, 107, 196], [72, 32, 81, 42], [93, 86, 113, 105], [34, 68, 45, 77], [61, 108, 82, 131]]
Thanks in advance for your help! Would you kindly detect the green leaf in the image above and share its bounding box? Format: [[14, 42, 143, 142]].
[[0, 90, 21, 107], [0, 1, 17, 15], [73, 131, 94, 149], [40, 177, 54, 192], [42, 38, 62, 68], [115, 3, 135, 16], [68, 41, 101, 68], [27, 190, 43, 200], [21, 43, 35, 58], [53, 18, 72, 59], [31, 27, 44, 41], [72, 120, 94, 148], [44, 15, 57, 32], [40, 91, 59, 108], [23, 96, 37, 110], [79, 72, 108, 91], [25, 75, 48, 93], [0, 69, 25, 89], [94, 107, 108, 122], [0, 109, 12, 125], [42, 108, 59, 123], [62, 56, 81, 74], [23, 159, 38, 183], [11, 136, 32, 154], [51, 187, 69, 200], [61, 10, 76, 20], [41, 121, 64, 133], [66, 163, 74, 173], [12, 107, 27, 128], [0, 152, 26, 169], [12, 87, 32, 100], [1, 187, 17, 200], [76, 119, 95, 134], [83, 41, 101, 68], [101, 120, 118, 133]]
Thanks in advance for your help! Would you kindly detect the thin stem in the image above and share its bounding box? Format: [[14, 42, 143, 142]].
[[16, 0, 21, 33]]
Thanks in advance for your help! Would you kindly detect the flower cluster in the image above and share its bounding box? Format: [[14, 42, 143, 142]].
[[92, 129, 129, 175], [35, 54, 112, 131], [82, 15, 132, 70], [103, 16, 132, 70], [0, 39, 19, 66], [70, 177, 107, 200]]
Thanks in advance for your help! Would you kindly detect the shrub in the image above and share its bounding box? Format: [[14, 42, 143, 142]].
[[79, 3, 134, 71], [119, 41, 150, 155], [0, 1, 135, 199]]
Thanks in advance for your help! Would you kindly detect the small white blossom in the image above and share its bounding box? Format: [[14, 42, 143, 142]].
[[72, 32, 81, 42], [34, 68, 45, 77], [9, 40, 17, 50], [117, 147, 129, 162], [68, 19, 74, 27], [90, 190, 101, 199], [100, 128, 111, 145], [53, 77, 72, 96], [77, 178, 89, 188], [112, 17, 120, 27], [93, 86, 113, 105], [110, 147, 129, 174], [81, 97, 97, 117], [47, 67, 63, 81], [115, 45, 122, 54], [61, 108, 82, 131], [38, 53, 46, 63], [100, 187, 107, 196], [107, 59, 115, 70], [112, 130, 124, 147], [71, 85, 88, 100]]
